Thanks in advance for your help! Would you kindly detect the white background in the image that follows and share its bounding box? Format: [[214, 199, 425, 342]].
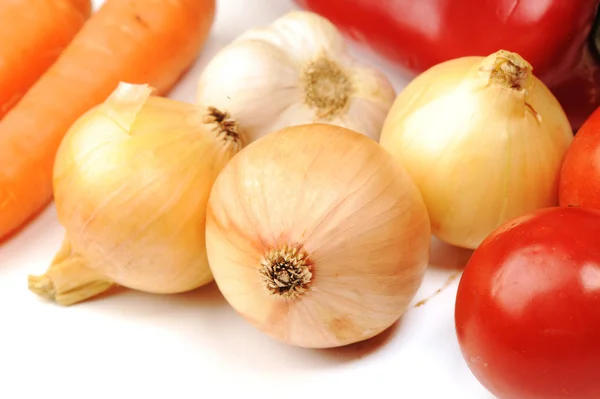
[[0, 1, 494, 398]]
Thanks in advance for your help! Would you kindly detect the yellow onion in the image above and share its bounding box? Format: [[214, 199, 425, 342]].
[[205, 123, 431, 348], [28, 82, 244, 305], [380, 50, 573, 250]]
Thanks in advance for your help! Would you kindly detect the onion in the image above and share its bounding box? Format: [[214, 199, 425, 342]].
[[379, 50, 573, 249], [28, 82, 244, 305], [205, 123, 431, 348]]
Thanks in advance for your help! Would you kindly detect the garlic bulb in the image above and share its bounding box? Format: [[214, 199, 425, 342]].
[[196, 11, 396, 143], [28, 82, 244, 306], [205, 123, 431, 348]]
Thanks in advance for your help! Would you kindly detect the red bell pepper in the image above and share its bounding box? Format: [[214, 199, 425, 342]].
[[295, 0, 600, 132]]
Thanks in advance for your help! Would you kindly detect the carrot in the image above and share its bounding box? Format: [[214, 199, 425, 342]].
[[0, 0, 216, 240], [0, 0, 92, 119]]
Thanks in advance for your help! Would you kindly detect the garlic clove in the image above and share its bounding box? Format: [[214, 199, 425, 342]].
[[236, 11, 348, 63], [338, 98, 395, 141], [349, 65, 397, 103], [197, 40, 301, 138], [260, 101, 322, 138]]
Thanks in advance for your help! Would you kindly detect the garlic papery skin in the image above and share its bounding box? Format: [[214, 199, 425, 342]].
[[196, 10, 396, 143], [380, 50, 573, 250], [205, 123, 431, 348], [27, 82, 244, 306]]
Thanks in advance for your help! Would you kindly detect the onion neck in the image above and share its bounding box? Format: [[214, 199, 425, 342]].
[[204, 107, 245, 151], [259, 245, 312, 299], [482, 50, 541, 122], [301, 54, 354, 120], [486, 50, 534, 92], [27, 237, 114, 306]]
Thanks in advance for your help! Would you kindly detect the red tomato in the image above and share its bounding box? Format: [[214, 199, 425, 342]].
[[455, 207, 600, 399], [559, 106, 600, 209]]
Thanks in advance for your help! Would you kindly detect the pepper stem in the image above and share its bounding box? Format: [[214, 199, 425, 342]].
[[27, 237, 114, 306]]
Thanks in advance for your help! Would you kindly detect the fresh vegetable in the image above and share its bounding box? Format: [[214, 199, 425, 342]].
[[28, 82, 243, 306], [559, 106, 600, 209], [196, 11, 395, 144], [205, 123, 431, 348], [295, 0, 600, 131], [455, 207, 600, 399], [0, 0, 92, 119], [0, 0, 216, 241], [379, 50, 573, 250]]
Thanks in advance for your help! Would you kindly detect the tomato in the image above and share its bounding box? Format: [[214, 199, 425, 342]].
[[559, 106, 600, 209], [454, 207, 600, 399]]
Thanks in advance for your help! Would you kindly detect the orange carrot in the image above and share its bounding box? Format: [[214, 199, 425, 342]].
[[0, 0, 92, 119], [0, 0, 216, 240]]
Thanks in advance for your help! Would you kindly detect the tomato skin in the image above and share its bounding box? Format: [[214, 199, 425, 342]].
[[455, 207, 600, 399], [559, 106, 600, 209]]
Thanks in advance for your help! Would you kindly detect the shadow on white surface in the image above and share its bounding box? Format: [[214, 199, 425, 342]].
[[78, 280, 403, 368], [429, 237, 474, 271]]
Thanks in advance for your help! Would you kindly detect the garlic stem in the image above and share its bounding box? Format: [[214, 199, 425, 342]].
[[27, 238, 113, 306], [258, 245, 312, 299], [301, 54, 353, 120]]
